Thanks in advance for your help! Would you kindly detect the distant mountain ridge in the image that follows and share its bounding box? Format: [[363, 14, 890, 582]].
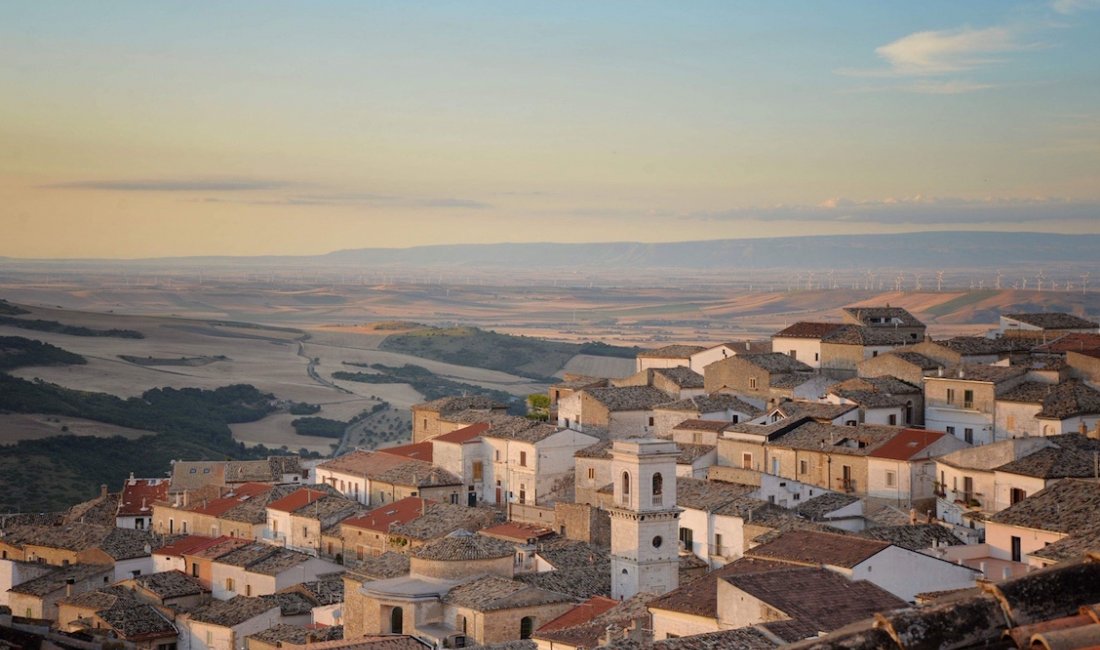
[[4, 232, 1098, 270]]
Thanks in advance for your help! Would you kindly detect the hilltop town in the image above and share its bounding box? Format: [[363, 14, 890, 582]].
[[3, 307, 1100, 649]]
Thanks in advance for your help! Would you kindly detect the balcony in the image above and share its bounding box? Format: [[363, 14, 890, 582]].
[[652, 494, 663, 507], [838, 478, 857, 493]]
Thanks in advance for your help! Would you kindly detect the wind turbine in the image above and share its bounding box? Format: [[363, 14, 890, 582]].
[[1083, 273, 1090, 294], [1036, 270, 1045, 293], [994, 270, 1003, 290], [936, 271, 944, 292]]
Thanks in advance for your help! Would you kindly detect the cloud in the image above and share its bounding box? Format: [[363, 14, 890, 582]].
[[692, 196, 1100, 225], [901, 80, 996, 94], [874, 27, 1022, 76], [1051, 0, 1100, 14], [197, 191, 492, 210], [44, 178, 294, 192]]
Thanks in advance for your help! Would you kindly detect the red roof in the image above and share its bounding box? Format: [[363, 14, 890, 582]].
[[480, 522, 555, 544], [185, 536, 253, 560], [537, 596, 619, 633], [153, 535, 218, 557], [378, 441, 433, 463], [118, 478, 170, 516], [869, 428, 946, 461], [1034, 333, 1100, 354], [433, 422, 490, 444], [187, 483, 272, 517], [266, 487, 332, 514], [341, 497, 428, 533]]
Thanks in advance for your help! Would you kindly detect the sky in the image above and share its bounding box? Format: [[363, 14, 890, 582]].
[[2, 1, 1099, 258]]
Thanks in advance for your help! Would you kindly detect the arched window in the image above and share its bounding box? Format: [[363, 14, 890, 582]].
[[520, 616, 535, 639], [652, 472, 663, 506], [621, 471, 631, 505], [390, 607, 403, 634], [456, 614, 467, 633]]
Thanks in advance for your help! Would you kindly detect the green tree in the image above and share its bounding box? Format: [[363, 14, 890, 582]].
[[527, 393, 551, 421]]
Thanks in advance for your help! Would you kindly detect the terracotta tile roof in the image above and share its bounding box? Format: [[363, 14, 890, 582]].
[[443, 575, 573, 611], [989, 478, 1100, 534], [843, 307, 924, 329], [769, 420, 900, 456], [736, 352, 814, 373], [96, 602, 178, 640], [153, 535, 219, 557], [724, 567, 907, 633], [858, 524, 964, 552], [746, 530, 889, 568], [479, 522, 555, 544], [652, 366, 705, 388], [647, 557, 790, 618], [575, 439, 616, 459], [637, 344, 706, 359], [342, 497, 428, 533], [9, 563, 112, 596], [185, 482, 273, 517], [698, 340, 773, 356], [532, 592, 652, 648], [821, 325, 912, 347], [412, 395, 504, 413], [774, 322, 847, 340], [374, 460, 461, 487], [132, 570, 208, 599], [282, 576, 344, 605], [117, 478, 170, 517], [868, 428, 947, 460], [317, 450, 409, 477], [248, 623, 345, 646], [515, 564, 610, 600], [671, 419, 729, 432], [885, 350, 943, 369], [266, 487, 335, 513], [675, 443, 715, 464], [410, 530, 515, 561], [479, 421, 564, 443], [552, 376, 611, 390], [377, 441, 433, 463], [431, 422, 490, 444], [61, 585, 137, 610], [187, 595, 279, 627], [1004, 312, 1099, 330], [1034, 332, 1100, 353], [653, 628, 778, 649], [655, 394, 762, 416], [261, 591, 316, 616], [1037, 380, 1100, 419], [348, 551, 410, 579], [938, 336, 1036, 356], [536, 595, 619, 633], [675, 477, 755, 512], [185, 536, 253, 560], [994, 434, 1100, 479], [792, 493, 859, 520], [583, 386, 677, 411], [387, 502, 498, 541], [534, 539, 610, 571]]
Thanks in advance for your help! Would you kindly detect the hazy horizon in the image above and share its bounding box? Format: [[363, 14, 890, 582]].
[[3, 1, 1100, 258]]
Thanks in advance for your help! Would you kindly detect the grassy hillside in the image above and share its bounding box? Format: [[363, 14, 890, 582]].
[[378, 326, 637, 379], [0, 336, 87, 370]]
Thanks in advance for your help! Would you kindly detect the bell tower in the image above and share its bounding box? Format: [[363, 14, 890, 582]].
[[609, 439, 680, 600]]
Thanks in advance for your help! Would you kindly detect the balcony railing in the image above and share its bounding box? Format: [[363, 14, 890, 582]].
[[652, 494, 663, 507], [838, 478, 857, 493]]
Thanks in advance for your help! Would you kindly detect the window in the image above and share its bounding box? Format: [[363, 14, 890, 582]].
[[731, 414, 739, 424], [587, 467, 595, 480], [963, 390, 974, 409], [303, 526, 309, 538], [191, 562, 198, 577], [245, 584, 252, 597], [1011, 488, 1027, 504], [749, 377, 757, 389], [788, 349, 797, 359], [181, 521, 188, 533], [679, 527, 693, 549], [520, 616, 535, 640], [814, 352, 819, 361], [714, 533, 723, 554], [963, 476, 974, 499], [888, 414, 897, 425], [946, 426, 956, 436], [648, 416, 655, 427], [450, 493, 458, 504], [885, 471, 896, 488], [652, 472, 663, 506], [456, 615, 467, 634], [206, 631, 213, 645], [519, 451, 527, 467], [799, 459, 808, 474], [390, 607, 403, 634], [422, 418, 427, 429], [472, 461, 483, 481], [621, 471, 631, 505], [519, 486, 526, 504], [495, 450, 500, 461], [964, 428, 974, 444], [225, 578, 234, 592], [872, 350, 879, 357], [741, 452, 753, 469], [946, 388, 955, 404], [1006, 415, 1016, 431], [1011, 536, 1022, 563]]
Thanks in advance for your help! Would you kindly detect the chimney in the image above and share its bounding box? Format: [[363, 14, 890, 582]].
[[957, 368, 965, 379], [65, 578, 75, 598], [421, 499, 427, 517], [1080, 421, 1089, 436], [1089, 424, 1100, 441], [183, 490, 190, 508], [937, 367, 944, 377], [100, 484, 108, 500], [909, 508, 917, 525]]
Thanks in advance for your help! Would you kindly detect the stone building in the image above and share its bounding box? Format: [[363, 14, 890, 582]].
[[635, 345, 705, 372], [819, 325, 911, 376], [649, 393, 762, 438], [6, 563, 113, 621], [557, 385, 673, 438], [841, 306, 926, 341], [857, 350, 943, 386], [180, 595, 282, 650], [825, 376, 923, 426], [612, 366, 706, 400], [702, 353, 816, 401], [411, 396, 507, 443], [771, 322, 848, 369], [999, 312, 1099, 340], [924, 365, 1028, 445], [689, 340, 772, 374]]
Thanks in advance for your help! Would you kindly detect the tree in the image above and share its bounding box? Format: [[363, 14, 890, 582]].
[[527, 393, 551, 421]]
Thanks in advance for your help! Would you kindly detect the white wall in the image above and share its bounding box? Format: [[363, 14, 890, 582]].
[[650, 609, 720, 641], [0, 560, 54, 607], [771, 337, 823, 368], [926, 405, 994, 446], [638, 357, 690, 372], [113, 556, 154, 582], [314, 468, 369, 505], [183, 608, 281, 650], [850, 546, 978, 602]]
